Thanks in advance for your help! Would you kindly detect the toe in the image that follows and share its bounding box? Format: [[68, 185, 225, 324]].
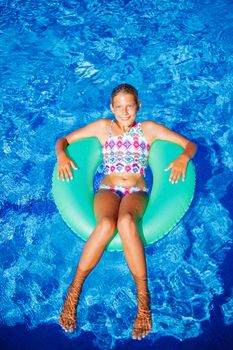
[[67, 317, 75, 333], [138, 328, 143, 340], [132, 327, 139, 340], [60, 315, 71, 333], [63, 321, 69, 332], [70, 323, 75, 332], [61, 321, 68, 332], [132, 329, 137, 339], [132, 327, 136, 339], [136, 328, 141, 340], [59, 316, 65, 330]]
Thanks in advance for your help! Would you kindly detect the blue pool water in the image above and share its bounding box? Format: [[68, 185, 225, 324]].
[[1, 0, 233, 349]]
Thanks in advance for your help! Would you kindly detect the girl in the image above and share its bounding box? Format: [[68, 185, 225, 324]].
[[56, 83, 197, 340]]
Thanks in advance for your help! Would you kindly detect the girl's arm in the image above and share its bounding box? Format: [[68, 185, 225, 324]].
[[142, 121, 197, 184], [56, 119, 108, 181]]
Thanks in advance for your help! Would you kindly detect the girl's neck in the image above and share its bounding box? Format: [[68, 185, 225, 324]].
[[115, 120, 136, 133]]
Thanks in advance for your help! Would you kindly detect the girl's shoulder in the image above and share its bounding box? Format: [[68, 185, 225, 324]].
[[141, 120, 162, 144], [141, 120, 159, 127], [141, 120, 160, 133], [95, 118, 112, 144], [100, 118, 112, 126], [88, 118, 111, 131]]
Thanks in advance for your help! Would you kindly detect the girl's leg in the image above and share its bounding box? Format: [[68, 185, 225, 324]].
[[59, 190, 121, 332], [117, 192, 152, 340]]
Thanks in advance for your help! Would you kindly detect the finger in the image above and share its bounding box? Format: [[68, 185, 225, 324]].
[[64, 168, 71, 181], [60, 170, 65, 182], [182, 169, 186, 181], [174, 173, 181, 184], [172, 171, 180, 184], [70, 160, 78, 170], [169, 170, 179, 184], [172, 169, 179, 183], [66, 166, 74, 180], [164, 163, 173, 171], [57, 168, 65, 180], [169, 169, 175, 182]]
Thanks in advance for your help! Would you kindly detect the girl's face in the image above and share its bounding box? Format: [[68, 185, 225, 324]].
[[110, 92, 141, 129]]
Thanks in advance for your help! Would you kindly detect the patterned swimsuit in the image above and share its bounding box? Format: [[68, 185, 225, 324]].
[[98, 120, 150, 198]]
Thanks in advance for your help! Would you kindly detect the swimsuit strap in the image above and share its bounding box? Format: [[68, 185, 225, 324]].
[[109, 120, 114, 138]]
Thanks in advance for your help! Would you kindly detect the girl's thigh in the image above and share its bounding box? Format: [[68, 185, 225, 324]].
[[94, 190, 121, 222], [118, 192, 149, 220]]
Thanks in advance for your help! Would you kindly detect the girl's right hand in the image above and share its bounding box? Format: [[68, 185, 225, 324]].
[[57, 153, 78, 181]]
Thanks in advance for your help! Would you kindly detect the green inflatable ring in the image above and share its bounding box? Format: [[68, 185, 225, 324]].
[[52, 137, 195, 252]]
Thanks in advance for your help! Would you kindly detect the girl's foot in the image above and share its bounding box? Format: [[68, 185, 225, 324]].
[[59, 284, 80, 332], [132, 291, 152, 340]]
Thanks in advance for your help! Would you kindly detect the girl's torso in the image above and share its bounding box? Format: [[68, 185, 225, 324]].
[[100, 120, 150, 188]]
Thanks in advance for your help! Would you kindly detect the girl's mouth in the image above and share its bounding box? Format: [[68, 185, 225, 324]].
[[120, 116, 131, 121]]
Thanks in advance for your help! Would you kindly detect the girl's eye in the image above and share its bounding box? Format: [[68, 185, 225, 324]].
[[115, 105, 136, 110]]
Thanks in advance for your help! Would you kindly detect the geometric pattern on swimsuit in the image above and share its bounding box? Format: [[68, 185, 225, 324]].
[[102, 121, 150, 175], [98, 183, 149, 199]]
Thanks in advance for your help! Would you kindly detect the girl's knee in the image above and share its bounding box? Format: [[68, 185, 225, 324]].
[[117, 212, 137, 236], [96, 217, 117, 239]]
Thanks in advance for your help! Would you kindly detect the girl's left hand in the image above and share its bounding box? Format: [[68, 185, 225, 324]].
[[164, 154, 189, 184]]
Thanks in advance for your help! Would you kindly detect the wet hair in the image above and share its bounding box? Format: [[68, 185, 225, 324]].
[[111, 83, 140, 109]]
